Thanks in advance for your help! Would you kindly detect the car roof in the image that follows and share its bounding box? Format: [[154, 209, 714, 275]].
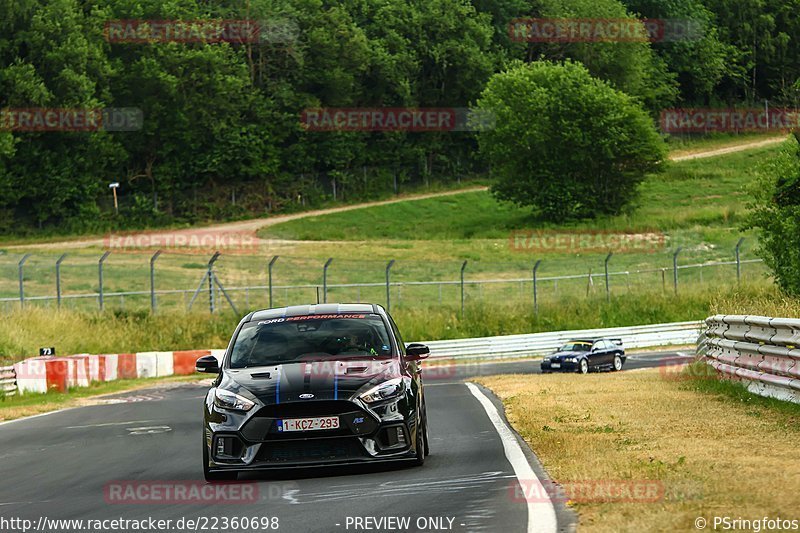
[[248, 303, 382, 322]]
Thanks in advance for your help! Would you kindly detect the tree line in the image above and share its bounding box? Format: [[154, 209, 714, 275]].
[[1, 0, 798, 233]]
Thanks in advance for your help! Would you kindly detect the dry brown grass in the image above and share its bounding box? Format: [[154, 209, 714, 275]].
[[476, 368, 800, 532]]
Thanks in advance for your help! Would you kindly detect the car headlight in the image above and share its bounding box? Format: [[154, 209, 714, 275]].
[[213, 388, 255, 411], [542, 357, 550, 362], [360, 378, 403, 403]]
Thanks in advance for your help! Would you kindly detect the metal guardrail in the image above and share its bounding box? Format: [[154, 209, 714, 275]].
[[424, 320, 702, 360], [699, 315, 800, 404], [0, 365, 17, 397]]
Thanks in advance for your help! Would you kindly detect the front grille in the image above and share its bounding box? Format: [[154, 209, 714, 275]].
[[256, 437, 366, 464], [254, 400, 361, 418], [240, 401, 379, 442]]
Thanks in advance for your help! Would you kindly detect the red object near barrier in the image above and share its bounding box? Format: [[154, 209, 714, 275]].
[[173, 350, 211, 375], [117, 353, 137, 379]]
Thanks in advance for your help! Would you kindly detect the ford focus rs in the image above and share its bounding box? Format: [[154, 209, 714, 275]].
[[196, 303, 430, 481]]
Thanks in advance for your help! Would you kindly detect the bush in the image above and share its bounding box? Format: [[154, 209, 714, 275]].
[[744, 135, 800, 295], [476, 60, 666, 221]]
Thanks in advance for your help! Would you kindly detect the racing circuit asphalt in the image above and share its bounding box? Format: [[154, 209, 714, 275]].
[[0, 351, 691, 533]]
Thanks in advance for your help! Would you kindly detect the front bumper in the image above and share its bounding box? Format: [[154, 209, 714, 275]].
[[540, 359, 580, 372], [205, 398, 419, 471]]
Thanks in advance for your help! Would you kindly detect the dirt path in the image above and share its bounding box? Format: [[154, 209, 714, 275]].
[[669, 135, 786, 161], [7, 186, 488, 251], [6, 135, 789, 251]]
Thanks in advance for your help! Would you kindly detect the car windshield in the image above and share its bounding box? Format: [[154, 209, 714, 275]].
[[229, 313, 393, 369], [558, 342, 591, 352]]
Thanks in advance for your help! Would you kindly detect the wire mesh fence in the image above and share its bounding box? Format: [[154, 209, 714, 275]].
[[0, 247, 770, 315]]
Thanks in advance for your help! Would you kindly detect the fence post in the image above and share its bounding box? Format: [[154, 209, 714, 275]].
[[18, 254, 31, 308], [532, 260, 542, 316], [604, 252, 613, 302], [268, 255, 279, 308], [672, 247, 683, 295], [208, 251, 221, 313], [150, 250, 162, 313], [735, 237, 744, 284], [98, 251, 111, 311], [323, 258, 333, 303], [55, 253, 67, 309], [385, 259, 395, 311], [460, 260, 468, 317]]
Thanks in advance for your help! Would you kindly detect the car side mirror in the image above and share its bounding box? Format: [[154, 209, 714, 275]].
[[405, 343, 430, 361], [196, 355, 220, 373]]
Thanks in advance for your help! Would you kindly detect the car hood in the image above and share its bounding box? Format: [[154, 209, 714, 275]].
[[550, 351, 587, 359], [219, 358, 402, 404]]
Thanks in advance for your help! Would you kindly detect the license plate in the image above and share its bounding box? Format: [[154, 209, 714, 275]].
[[277, 416, 340, 432], [551, 363, 561, 369]]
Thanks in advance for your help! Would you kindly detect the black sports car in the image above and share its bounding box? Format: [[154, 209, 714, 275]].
[[540, 338, 625, 374], [196, 303, 430, 481]]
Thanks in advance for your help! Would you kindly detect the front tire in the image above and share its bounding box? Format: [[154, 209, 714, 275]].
[[414, 416, 427, 466], [579, 359, 589, 374], [612, 355, 623, 372]]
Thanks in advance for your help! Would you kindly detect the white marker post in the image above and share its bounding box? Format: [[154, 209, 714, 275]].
[[109, 182, 120, 214]]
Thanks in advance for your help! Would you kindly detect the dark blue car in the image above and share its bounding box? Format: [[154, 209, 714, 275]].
[[541, 338, 625, 374]]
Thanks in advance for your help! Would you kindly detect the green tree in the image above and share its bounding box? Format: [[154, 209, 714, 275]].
[[745, 135, 800, 295], [476, 60, 666, 220]]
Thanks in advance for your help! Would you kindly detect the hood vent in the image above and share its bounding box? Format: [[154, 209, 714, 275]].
[[345, 366, 369, 374], [250, 372, 272, 379]]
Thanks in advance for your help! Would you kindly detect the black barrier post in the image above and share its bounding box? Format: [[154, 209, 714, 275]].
[[268, 255, 279, 307], [604, 252, 613, 302], [386, 260, 396, 311], [55, 254, 67, 309], [98, 251, 111, 311], [150, 250, 162, 313], [322, 258, 333, 303]]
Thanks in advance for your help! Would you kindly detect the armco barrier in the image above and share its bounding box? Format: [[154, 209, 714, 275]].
[[424, 321, 701, 360], [7, 321, 700, 395], [699, 315, 800, 404]]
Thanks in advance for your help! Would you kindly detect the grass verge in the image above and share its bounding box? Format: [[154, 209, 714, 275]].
[[475, 365, 799, 532], [1, 284, 758, 361]]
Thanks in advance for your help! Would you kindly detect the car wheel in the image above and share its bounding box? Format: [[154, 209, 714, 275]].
[[414, 416, 426, 466], [612, 355, 623, 372], [579, 359, 589, 374], [203, 432, 238, 482]]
